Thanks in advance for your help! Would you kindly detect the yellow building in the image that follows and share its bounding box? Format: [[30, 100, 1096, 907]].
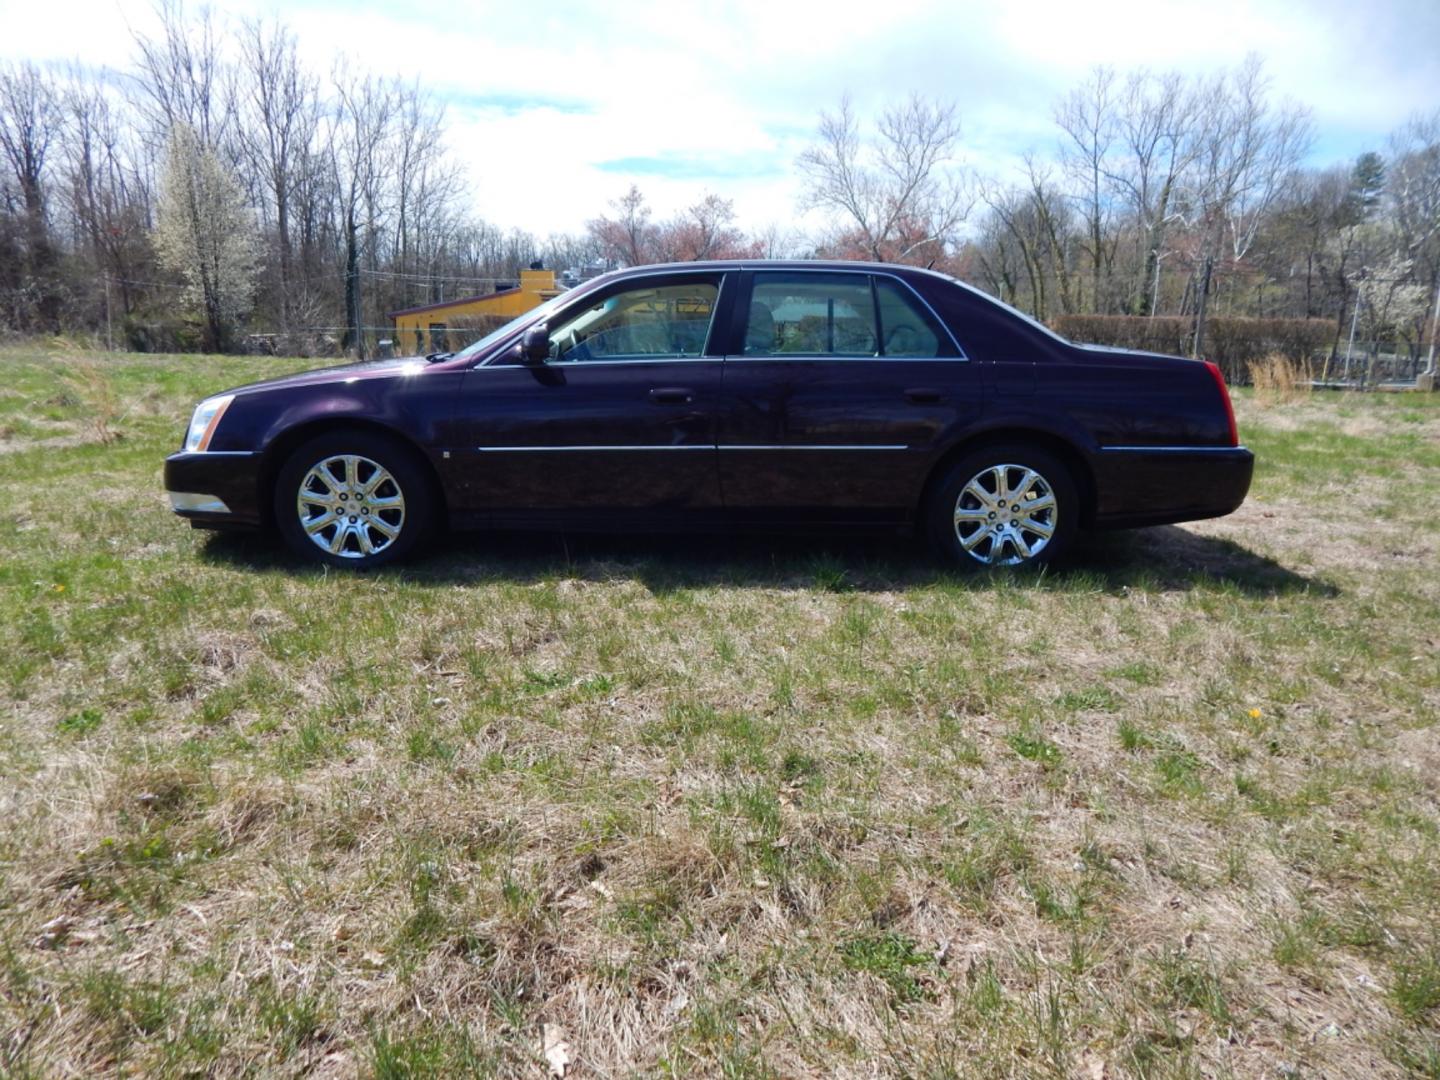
[[388, 268, 562, 354]]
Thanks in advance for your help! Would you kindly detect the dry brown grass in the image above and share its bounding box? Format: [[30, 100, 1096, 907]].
[[60, 357, 125, 445], [1248, 352, 1313, 407], [1, 350, 1438, 1078]]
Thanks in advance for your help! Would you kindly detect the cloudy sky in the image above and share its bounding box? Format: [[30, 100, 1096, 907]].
[[2, 0, 1436, 237]]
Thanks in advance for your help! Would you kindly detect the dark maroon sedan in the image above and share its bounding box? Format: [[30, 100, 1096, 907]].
[[165, 261, 1252, 569]]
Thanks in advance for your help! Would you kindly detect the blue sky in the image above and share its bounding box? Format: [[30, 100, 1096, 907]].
[[2, 0, 1436, 236]]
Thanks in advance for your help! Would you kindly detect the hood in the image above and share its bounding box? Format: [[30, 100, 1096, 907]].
[[223, 356, 431, 396]]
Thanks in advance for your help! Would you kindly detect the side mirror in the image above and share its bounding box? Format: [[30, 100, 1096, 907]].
[[520, 324, 550, 364]]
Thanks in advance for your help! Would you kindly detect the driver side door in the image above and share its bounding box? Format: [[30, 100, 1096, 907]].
[[449, 271, 729, 521]]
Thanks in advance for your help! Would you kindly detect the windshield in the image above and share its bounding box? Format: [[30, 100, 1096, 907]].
[[451, 290, 575, 362]]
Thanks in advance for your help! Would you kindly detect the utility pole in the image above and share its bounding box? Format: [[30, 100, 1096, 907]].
[[1191, 255, 1213, 358], [1344, 292, 1360, 384]]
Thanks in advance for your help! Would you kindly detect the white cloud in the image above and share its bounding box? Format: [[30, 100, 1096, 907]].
[[1, 0, 1434, 236]]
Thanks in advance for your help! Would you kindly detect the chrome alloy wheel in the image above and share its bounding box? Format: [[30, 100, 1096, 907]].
[[295, 454, 406, 559], [952, 463, 1058, 566]]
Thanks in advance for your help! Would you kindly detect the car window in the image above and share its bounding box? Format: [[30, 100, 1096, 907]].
[[548, 281, 720, 363], [875, 279, 942, 357], [457, 289, 573, 362], [745, 273, 877, 356]]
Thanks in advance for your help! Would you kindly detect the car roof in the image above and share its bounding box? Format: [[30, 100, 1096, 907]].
[[609, 259, 943, 277], [587, 260, 1023, 323]]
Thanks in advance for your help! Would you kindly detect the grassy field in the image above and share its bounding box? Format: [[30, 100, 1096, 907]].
[[1, 345, 1438, 1078]]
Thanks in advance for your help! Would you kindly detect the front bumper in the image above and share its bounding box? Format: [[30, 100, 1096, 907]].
[[164, 451, 264, 529], [1089, 445, 1254, 529]]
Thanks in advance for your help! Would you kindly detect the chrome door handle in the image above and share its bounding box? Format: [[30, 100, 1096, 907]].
[[904, 387, 944, 403]]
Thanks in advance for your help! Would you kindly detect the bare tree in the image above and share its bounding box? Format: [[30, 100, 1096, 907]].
[[981, 182, 1052, 320], [1105, 70, 1202, 314], [588, 184, 656, 267], [330, 67, 396, 357], [388, 80, 462, 305], [652, 193, 757, 262], [1056, 66, 1119, 311], [59, 70, 157, 330], [751, 222, 806, 260], [130, 0, 233, 151], [1389, 113, 1440, 257], [1184, 56, 1312, 355], [540, 231, 603, 275], [236, 17, 319, 328], [0, 61, 64, 330], [679, 193, 739, 260], [798, 93, 971, 266]]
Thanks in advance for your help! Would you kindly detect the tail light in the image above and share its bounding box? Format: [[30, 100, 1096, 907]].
[[1203, 360, 1239, 447]]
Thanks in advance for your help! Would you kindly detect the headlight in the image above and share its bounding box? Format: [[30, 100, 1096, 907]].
[[183, 394, 234, 452]]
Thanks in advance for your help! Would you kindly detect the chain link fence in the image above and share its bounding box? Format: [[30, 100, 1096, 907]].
[[1313, 342, 1434, 388]]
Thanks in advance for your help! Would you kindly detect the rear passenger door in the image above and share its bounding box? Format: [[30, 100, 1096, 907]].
[[716, 270, 980, 522]]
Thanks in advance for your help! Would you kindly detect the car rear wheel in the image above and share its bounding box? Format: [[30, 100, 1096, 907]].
[[274, 431, 434, 568], [928, 444, 1078, 569]]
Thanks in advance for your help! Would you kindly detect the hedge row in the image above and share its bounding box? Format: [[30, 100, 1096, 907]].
[[1049, 315, 1334, 382]]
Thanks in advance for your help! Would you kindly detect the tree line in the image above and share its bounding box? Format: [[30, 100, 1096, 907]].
[[2, 3, 1437, 363]]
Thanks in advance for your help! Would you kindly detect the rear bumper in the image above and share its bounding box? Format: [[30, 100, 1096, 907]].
[[1088, 445, 1254, 529], [164, 451, 264, 529]]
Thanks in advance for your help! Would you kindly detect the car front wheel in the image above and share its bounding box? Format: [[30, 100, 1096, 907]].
[[274, 431, 433, 568], [928, 444, 1078, 569]]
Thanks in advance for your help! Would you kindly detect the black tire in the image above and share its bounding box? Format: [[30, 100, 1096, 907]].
[[273, 430, 435, 569], [926, 443, 1078, 569]]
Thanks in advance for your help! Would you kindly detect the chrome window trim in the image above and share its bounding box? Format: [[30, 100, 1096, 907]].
[[476, 445, 713, 452], [470, 354, 963, 368], [471, 265, 967, 368], [721, 444, 909, 451], [720, 354, 963, 364], [1099, 445, 1250, 453], [471, 356, 724, 371], [474, 444, 910, 453]]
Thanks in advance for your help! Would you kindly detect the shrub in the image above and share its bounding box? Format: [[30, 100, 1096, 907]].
[[62, 360, 124, 444], [1050, 315, 1332, 384], [446, 315, 509, 350], [123, 314, 206, 354]]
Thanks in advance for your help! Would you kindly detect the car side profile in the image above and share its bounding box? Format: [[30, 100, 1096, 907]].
[[164, 261, 1253, 569]]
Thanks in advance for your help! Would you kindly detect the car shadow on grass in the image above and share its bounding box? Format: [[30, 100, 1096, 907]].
[[197, 523, 1337, 598]]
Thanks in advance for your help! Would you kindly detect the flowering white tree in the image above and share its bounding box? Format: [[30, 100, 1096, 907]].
[[155, 124, 257, 351], [1359, 253, 1430, 343]]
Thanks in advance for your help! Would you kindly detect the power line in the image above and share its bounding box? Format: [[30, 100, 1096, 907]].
[[357, 267, 511, 285]]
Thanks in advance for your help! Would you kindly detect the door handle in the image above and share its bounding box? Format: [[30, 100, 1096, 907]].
[[904, 387, 944, 403], [649, 387, 695, 404]]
